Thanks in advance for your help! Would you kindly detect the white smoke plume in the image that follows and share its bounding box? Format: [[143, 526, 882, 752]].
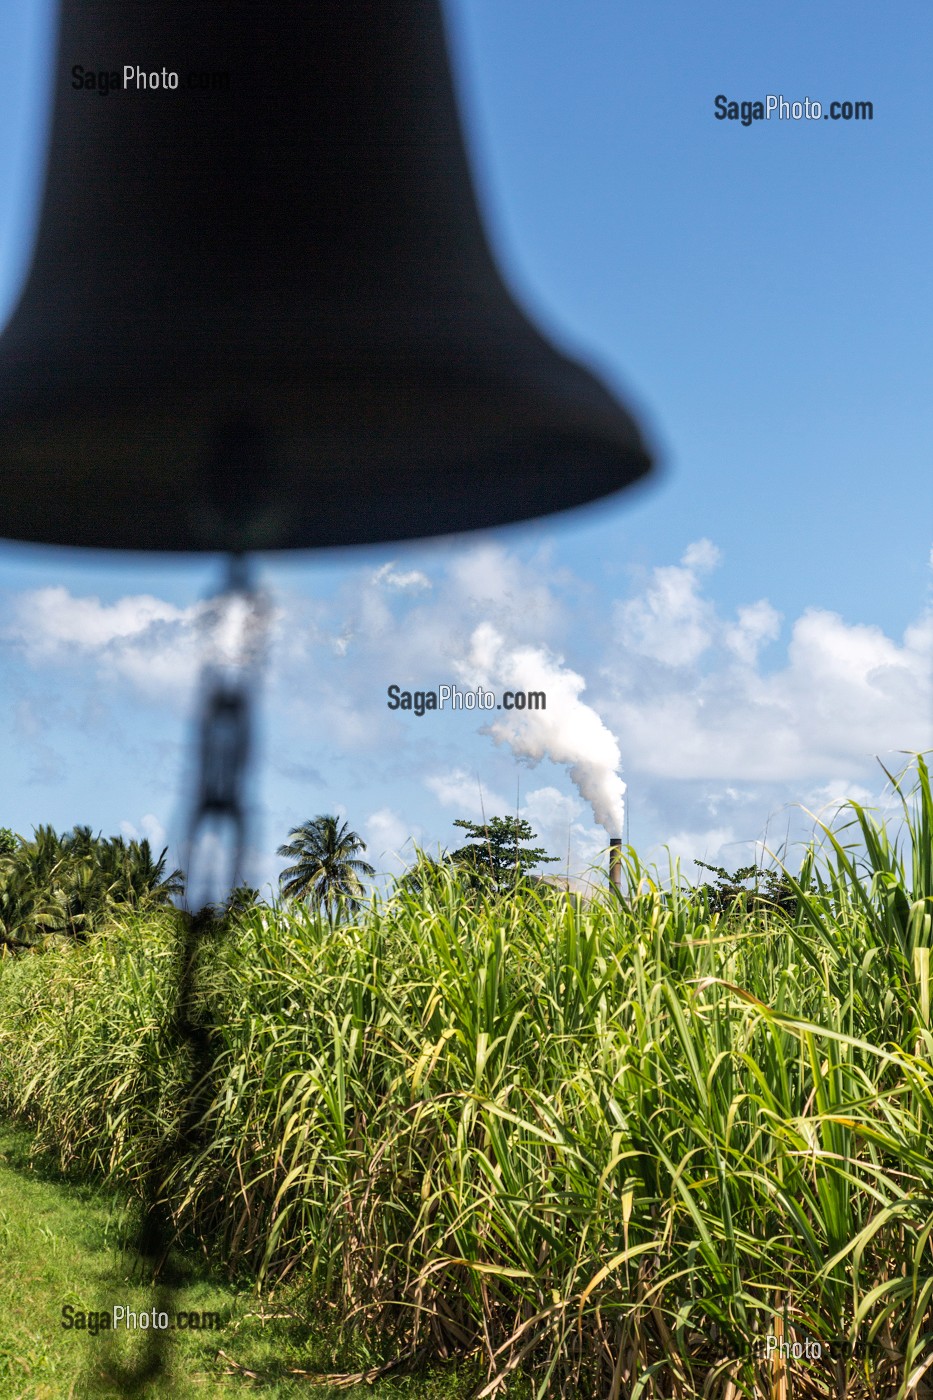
[[457, 622, 626, 835]]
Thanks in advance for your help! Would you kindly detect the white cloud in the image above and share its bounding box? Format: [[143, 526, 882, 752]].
[[11, 587, 188, 651], [364, 807, 418, 874], [371, 562, 432, 592], [446, 543, 565, 638], [606, 550, 933, 781], [119, 812, 168, 852], [8, 587, 200, 697], [425, 768, 509, 821], [7, 586, 278, 703], [800, 778, 876, 824], [682, 539, 722, 571], [724, 599, 782, 665], [520, 785, 605, 879], [654, 824, 747, 881], [140, 813, 168, 852], [616, 541, 719, 666]]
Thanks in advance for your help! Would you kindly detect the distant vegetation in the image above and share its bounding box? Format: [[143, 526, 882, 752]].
[[272, 812, 563, 915], [0, 823, 183, 950], [0, 811, 565, 949], [0, 756, 931, 1397], [276, 814, 375, 918], [689, 857, 810, 917], [399, 814, 564, 904]]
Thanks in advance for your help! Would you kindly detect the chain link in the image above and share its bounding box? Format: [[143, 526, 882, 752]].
[[185, 554, 268, 912]]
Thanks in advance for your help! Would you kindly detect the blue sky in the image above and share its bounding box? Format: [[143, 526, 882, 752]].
[[0, 0, 930, 897]]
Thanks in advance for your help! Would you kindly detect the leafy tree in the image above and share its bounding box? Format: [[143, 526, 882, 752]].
[[691, 860, 807, 918], [277, 816, 374, 920], [450, 816, 559, 898], [0, 830, 32, 951]]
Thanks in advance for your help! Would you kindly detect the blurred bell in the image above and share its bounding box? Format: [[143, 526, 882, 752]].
[[0, 0, 653, 553]]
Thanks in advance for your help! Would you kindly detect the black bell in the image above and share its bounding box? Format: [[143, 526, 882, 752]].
[[0, 0, 652, 553]]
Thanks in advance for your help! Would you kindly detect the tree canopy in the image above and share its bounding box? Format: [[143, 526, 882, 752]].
[[0, 825, 184, 950], [690, 860, 808, 918], [276, 816, 374, 921], [447, 816, 559, 898]]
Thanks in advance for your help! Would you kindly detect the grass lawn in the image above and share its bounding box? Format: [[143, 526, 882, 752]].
[[0, 1126, 488, 1400]]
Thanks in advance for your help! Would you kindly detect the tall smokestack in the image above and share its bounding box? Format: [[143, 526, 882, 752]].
[[609, 837, 622, 893]]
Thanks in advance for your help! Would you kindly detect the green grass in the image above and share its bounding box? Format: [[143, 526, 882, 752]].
[[0, 1124, 487, 1399], [0, 1123, 235, 1399], [1, 755, 932, 1398]]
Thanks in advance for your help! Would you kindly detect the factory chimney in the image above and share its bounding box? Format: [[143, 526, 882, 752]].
[[609, 837, 622, 893]]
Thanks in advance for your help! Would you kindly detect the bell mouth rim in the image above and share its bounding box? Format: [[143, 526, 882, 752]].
[[0, 408, 652, 554]]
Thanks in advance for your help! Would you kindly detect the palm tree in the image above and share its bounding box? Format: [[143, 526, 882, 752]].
[[9, 825, 73, 940], [277, 816, 374, 920], [96, 835, 185, 909], [0, 826, 185, 946], [0, 860, 43, 950]]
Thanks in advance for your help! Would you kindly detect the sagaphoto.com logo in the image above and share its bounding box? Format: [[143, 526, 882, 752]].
[[386, 683, 547, 717], [714, 93, 873, 126], [61, 1303, 223, 1335], [71, 63, 230, 94]]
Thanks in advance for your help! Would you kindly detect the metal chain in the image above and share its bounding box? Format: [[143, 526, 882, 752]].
[[186, 553, 268, 913], [107, 553, 268, 1392]]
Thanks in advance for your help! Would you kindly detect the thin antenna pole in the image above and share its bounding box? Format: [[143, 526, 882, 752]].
[[759, 810, 773, 897], [516, 764, 521, 881], [476, 772, 494, 887]]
